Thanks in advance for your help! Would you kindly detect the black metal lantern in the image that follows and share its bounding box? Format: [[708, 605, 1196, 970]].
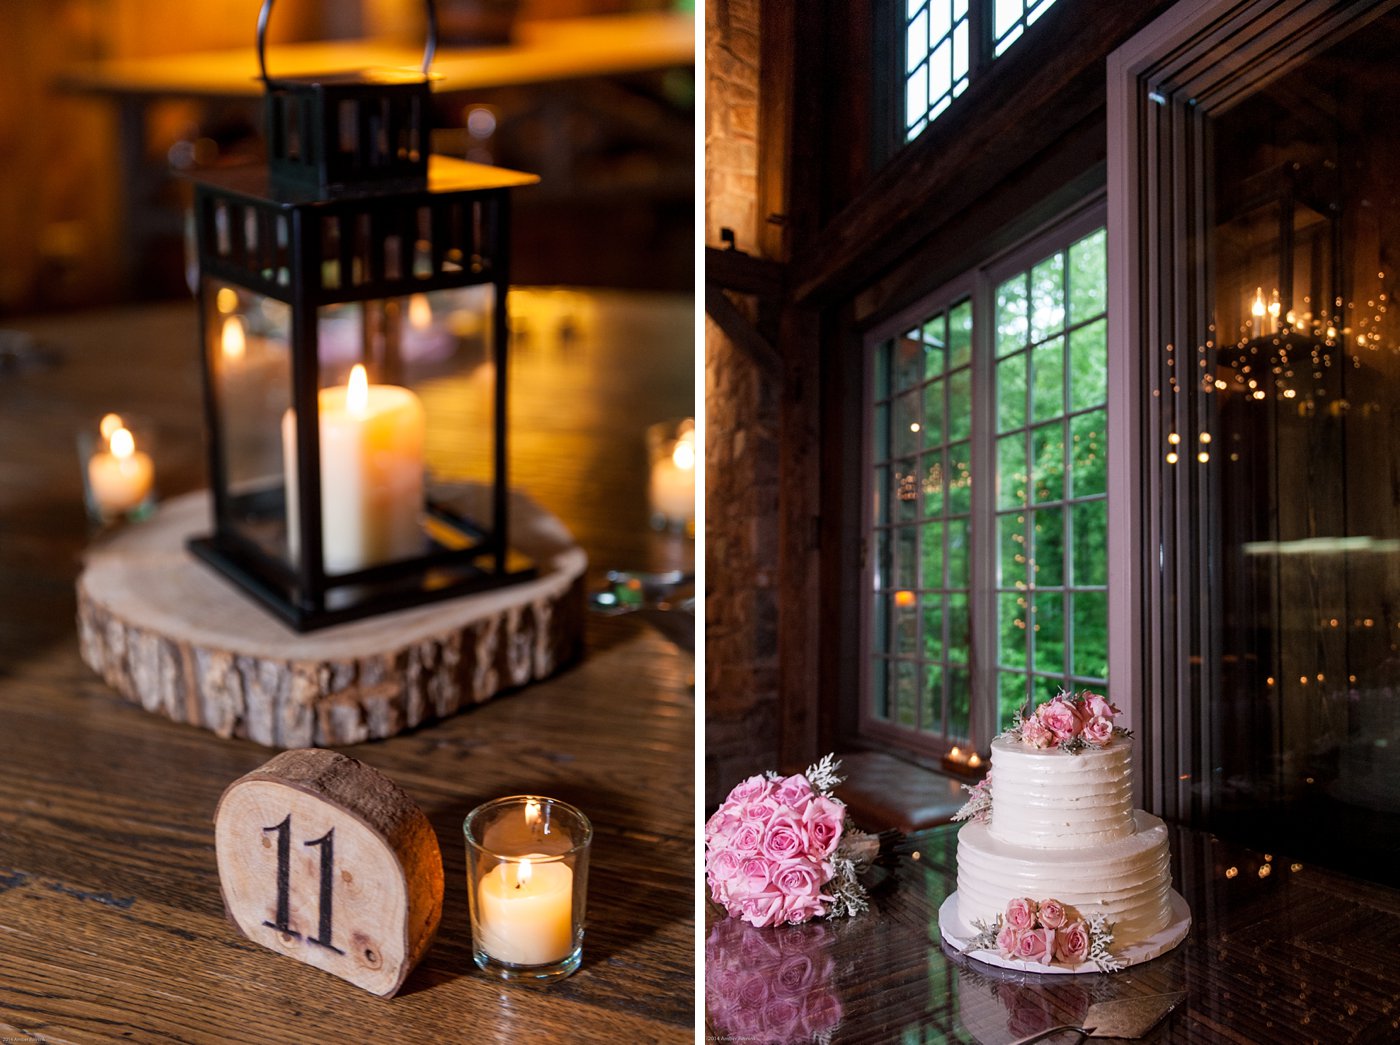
[[188, 0, 538, 630]]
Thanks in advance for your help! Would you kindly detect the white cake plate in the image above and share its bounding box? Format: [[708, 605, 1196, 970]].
[[938, 890, 1191, 975]]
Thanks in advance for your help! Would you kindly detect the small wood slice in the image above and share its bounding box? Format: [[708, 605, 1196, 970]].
[[76, 488, 586, 747], [215, 749, 443, 996]]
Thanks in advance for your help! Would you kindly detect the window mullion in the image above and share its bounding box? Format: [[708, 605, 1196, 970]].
[[970, 265, 999, 752]]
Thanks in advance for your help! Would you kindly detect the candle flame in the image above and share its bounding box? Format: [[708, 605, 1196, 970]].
[[968, 753, 982, 768], [99, 413, 124, 442], [515, 858, 533, 889], [949, 746, 962, 760], [672, 433, 695, 471], [408, 293, 433, 330], [524, 798, 541, 827], [216, 287, 239, 314], [221, 316, 246, 361], [110, 427, 136, 461], [1251, 288, 1267, 318], [347, 364, 369, 417]]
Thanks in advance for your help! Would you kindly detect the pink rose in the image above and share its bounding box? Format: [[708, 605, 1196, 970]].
[[728, 774, 774, 804], [761, 813, 810, 862], [738, 893, 786, 928], [740, 797, 781, 825], [802, 795, 847, 857], [1015, 927, 1054, 963], [1020, 715, 1056, 749], [1037, 898, 1067, 929], [1082, 715, 1114, 746], [772, 858, 826, 901], [729, 820, 764, 856], [707, 849, 741, 892], [1038, 699, 1080, 741], [760, 997, 803, 1041], [1005, 897, 1038, 930], [1054, 920, 1091, 964], [1082, 691, 1117, 721], [772, 953, 819, 999], [732, 856, 775, 897], [781, 893, 827, 925], [996, 923, 1020, 956], [772, 773, 816, 809]]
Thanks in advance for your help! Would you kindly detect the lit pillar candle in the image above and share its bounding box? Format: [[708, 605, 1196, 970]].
[[282, 364, 426, 573], [88, 423, 154, 516], [475, 856, 574, 966]]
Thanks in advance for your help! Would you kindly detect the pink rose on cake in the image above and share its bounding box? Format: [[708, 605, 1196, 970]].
[[1020, 715, 1056, 749], [1038, 698, 1080, 741], [1014, 927, 1054, 963], [1081, 715, 1114, 746], [1005, 897, 1038, 930], [1036, 898, 1067, 929], [1054, 920, 1091, 964]]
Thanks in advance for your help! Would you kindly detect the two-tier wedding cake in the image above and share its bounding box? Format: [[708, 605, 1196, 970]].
[[939, 691, 1190, 972]]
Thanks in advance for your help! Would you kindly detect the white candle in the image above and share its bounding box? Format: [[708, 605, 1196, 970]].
[[88, 425, 153, 516], [282, 364, 426, 574], [650, 428, 695, 527], [475, 856, 575, 966]]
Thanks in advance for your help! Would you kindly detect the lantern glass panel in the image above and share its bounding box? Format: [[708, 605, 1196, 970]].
[[205, 279, 294, 561]]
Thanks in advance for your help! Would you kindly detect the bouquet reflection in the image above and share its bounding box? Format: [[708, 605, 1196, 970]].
[[705, 916, 845, 1044]]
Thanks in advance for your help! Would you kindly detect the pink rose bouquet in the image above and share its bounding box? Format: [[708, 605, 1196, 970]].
[[707, 755, 875, 927], [1004, 689, 1130, 754]]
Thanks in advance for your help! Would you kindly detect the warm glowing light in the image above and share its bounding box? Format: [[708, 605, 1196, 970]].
[[967, 753, 981, 768], [347, 364, 369, 417], [220, 316, 247, 361], [1266, 677, 1275, 686], [515, 858, 533, 889], [524, 798, 541, 827], [110, 427, 136, 461], [672, 434, 695, 471], [949, 746, 962, 761], [910, 421, 921, 433], [1251, 288, 1267, 318], [1283, 388, 1297, 399], [1290, 863, 1302, 872], [99, 413, 124, 441], [1225, 866, 1239, 879], [1252, 390, 1266, 400], [1166, 451, 1179, 465], [1215, 379, 1228, 390], [216, 287, 239, 314], [1326, 326, 1337, 339], [1258, 864, 1272, 878], [1167, 432, 1181, 445], [1264, 854, 1273, 861], [1267, 290, 1281, 318], [408, 293, 433, 329], [1199, 432, 1211, 444], [1285, 310, 1297, 325], [1197, 451, 1209, 464], [894, 589, 916, 608]]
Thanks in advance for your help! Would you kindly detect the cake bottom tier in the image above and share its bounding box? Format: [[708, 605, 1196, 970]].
[[956, 810, 1173, 947]]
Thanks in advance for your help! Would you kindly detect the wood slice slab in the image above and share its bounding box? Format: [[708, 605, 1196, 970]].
[[214, 749, 443, 996], [77, 488, 586, 747]]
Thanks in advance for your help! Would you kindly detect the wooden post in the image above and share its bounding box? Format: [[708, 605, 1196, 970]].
[[214, 749, 443, 997]]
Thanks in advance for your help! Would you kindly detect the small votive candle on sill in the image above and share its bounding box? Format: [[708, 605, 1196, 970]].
[[647, 418, 695, 536], [83, 413, 155, 523], [464, 795, 592, 982]]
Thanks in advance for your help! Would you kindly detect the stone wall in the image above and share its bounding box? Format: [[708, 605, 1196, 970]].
[[704, 0, 780, 808]]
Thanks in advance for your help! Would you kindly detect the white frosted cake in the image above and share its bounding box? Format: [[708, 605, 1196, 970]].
[[955, 735, 1174, 948]]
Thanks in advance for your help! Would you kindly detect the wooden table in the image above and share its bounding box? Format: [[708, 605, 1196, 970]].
[[0, 290, 695, 1042], [705, 822, 1400, 1043]]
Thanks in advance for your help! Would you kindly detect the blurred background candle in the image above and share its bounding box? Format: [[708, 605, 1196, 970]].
[[648, 418, 695, 533], [86, 415, 154, 518], [282, 364, 426, 573]]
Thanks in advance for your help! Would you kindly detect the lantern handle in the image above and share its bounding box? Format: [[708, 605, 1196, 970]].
[[256, 0, 440, 82]]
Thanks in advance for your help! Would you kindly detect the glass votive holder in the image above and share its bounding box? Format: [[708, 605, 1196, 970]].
[[463, 795, 592, 982], [646, 417, 695, 536], [78, 412, 157, 529]]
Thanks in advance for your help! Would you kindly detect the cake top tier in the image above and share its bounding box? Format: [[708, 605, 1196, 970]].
[[986, 734, 1136, 850]]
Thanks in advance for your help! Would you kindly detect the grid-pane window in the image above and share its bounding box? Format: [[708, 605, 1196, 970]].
[[900, 0, 1062, 142], [903, 0, 971, 141], [871, 300, 974, 735], [867, 220, 1106, 753], [993, 228, 1107, 728], [993, 0, 1060, 57]]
